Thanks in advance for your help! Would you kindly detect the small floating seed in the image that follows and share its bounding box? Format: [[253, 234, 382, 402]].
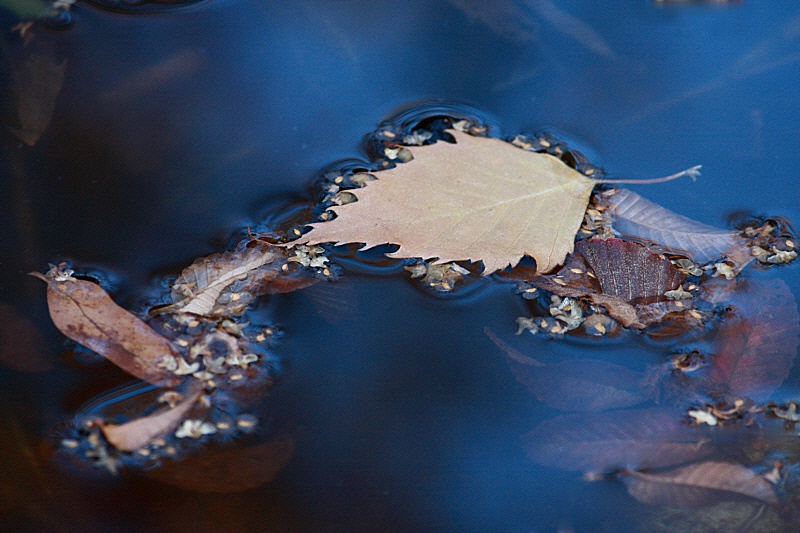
[[61, 439, 79, 449]]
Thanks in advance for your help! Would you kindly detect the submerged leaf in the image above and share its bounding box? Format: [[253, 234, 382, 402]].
[[31, 268, 180, 387], [145, 434, 295, 493], [524, 408, 713, 473], [293, 129, 597, 274], [710, 277, 800, 401], [623, 461, 778, 507], [170, 241, 311, 317], [10, 48, 67, 147], [486, 328, 646, 411], [100, 389, 201, 452], [603, 188, 748, 264]]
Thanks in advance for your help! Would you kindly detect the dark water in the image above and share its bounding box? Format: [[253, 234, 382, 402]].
[[1, 1, 800, 531]]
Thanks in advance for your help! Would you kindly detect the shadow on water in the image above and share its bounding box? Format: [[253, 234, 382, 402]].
[[1, 0, 800, 531]]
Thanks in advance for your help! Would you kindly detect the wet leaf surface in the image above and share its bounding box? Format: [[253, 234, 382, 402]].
[[523, 408, 713, 473], [623, 461, 778, 507], [31, 268, 180, 387], [486, 328, 647, 411], [99, 389, 201, 452], [710, 277, 800, 401], [603, 188, 748, 264], [145, 434, 295, 493], [294, 129, 597, 274]]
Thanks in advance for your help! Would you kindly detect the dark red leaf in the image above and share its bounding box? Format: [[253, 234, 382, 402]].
[[523, 408, 713, 473], [622, 461, 778, 507], [530, 239, 689, 328], [710, 277, 800, 401], [486, 328, 646, 411]]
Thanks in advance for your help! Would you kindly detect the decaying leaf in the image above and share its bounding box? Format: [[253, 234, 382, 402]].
[[486, 327, 647, 411], [523, 408, 713, 473], [100, 389, 202, 452], [169, 241, 313, 317], [530, 239, 690, 328], [31, 266, 180, 387], [622, 461, 779, 507], [602, 188, 749, 265], [710, 277, 800, 401], [145, 434, 295, 493], [293, 129, 597, 274], [10, 47, 67, 147]]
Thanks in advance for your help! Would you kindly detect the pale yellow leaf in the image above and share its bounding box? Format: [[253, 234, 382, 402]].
[[294, 130, 596, 274]]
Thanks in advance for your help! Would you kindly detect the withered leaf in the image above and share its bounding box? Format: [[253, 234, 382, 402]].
[[524, 408, 713, 473], [623, 461, 778, 507], [100, 389, 201, 452], [531, 239, 689, 328], [486, 328, 646, 411], [293, 129, 597, 274], [710, 277, 800, 401], [602, 188, 748, 264], [31, 269, 180, 387], [145, 434, 295, 493], [170, 241, 311, 317]]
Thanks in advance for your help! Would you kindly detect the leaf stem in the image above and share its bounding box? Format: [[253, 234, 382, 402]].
[[593, 165, 702, 185]]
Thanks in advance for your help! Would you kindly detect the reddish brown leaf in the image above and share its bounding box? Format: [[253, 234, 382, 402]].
[[31, 269, 180, 387], [523, 408, 713, 473], [710, 277, 800, 401], [0, 302, 52, 372], [486, 328, 646, 411], [576, 238, 684, 304], [602, 188, 748, 264], [100, 389, 201, 452], [530, 239, 689, 328], [623, 461, 778, 507], [145, 434, 295, 493]]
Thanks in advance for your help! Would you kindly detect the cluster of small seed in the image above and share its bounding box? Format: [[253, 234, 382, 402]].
[[404, 260, 471, 292]]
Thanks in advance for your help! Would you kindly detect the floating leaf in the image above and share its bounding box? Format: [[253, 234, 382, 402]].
[[145, 434, 295, 493], [603, 188, 748, 264], [31, 267, 180, 387], [486, 327, 646, 411], [524, 408, 713, 473], [623, 461, 778, 507], [100, 389, 201, 452], [293, 129, 597, 274], [169, 241, 313, 317], [710, 277, 800, 401], [531, 239, 689, 328]]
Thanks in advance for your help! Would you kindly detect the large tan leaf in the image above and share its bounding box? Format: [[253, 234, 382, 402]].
[[294, 130, 596, 274]]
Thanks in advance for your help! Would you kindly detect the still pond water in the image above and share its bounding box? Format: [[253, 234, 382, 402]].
[[1, 1, 800, 531]]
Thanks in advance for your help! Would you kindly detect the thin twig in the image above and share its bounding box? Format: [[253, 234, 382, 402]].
[[593, 165, 702, 185]]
